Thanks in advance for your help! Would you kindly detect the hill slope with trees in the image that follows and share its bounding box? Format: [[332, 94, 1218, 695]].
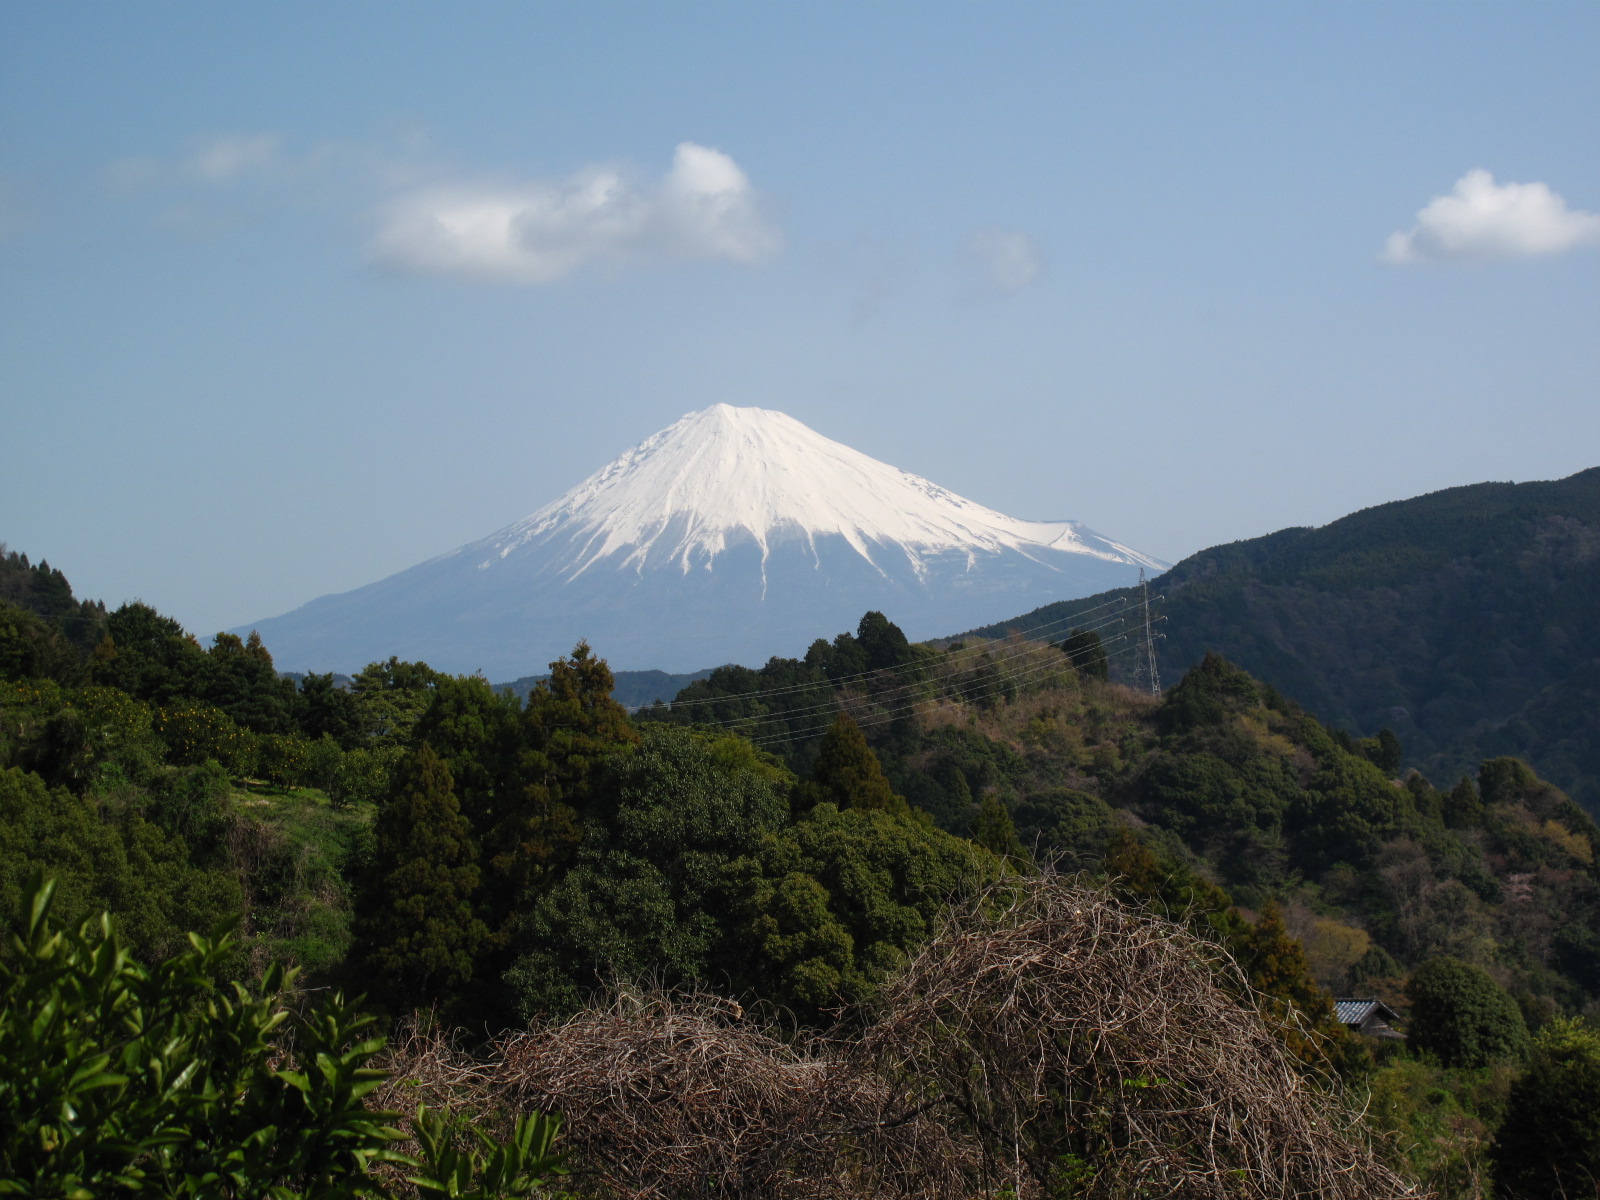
[[958, 467, 1600, 816]]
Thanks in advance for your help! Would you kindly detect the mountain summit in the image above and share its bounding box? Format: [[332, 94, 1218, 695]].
[[241, 405, 1166, 675]]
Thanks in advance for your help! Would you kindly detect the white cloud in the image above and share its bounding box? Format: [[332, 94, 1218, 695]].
[[371, 142, 782, 283], [969, 228, 1043, 292], [1383, 169, 1600, 264]]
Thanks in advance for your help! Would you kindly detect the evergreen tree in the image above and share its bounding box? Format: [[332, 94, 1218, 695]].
[[971, 789, 1025, 864], [481, 643, 639, 937], [1441, 776, 1483, 829], [197, 631, 297, 735], [855, 611, 916, 672], [1234, 900, 1351, 1071], [1060, 627, 1109, 681], [87, 603, 208, 708], [1405, 957, 1529, 1068], [354, 742, 486, 1012], [794, 713, 906, 816], [1491, 1017, 1600, 1199]]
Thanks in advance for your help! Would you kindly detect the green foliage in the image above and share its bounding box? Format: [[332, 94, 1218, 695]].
[[1059, 626, 1109, 681], [0, 875, 564, 1198], [1491, 1016, 1600, 1199], [1364, 1056, 1513, 1199], [197, 630, 300, 735], [854, 609, 919, 672], [407, 1105, 566, 1199], [228, 784, 372, 979], [970, 789, 1025, 864], [1, 680, 165, 792], [731, 802, 1001, 1018], [256, 731, 313, 789], [1406, 958, 1530, 1069], [483, 644, 639, 930], [354, 744, 487, 1012], [0, 875, 400, 1196], [298, 671, 363, 749], [0, 546, 106, 656], [349, 657, 444, 748], [1012, 787, 1117, 867], [87, 602, 210, 709], [504, 725, 787, 1019], [0, 766, 240, 959], [0, 599, 80, 685], [154, 701, 258, 774], [793, 712, 906, 816]]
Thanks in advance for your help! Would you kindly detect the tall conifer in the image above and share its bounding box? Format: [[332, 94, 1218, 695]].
[[795, 713, 907, 815], [356, 742, 486, 1012]]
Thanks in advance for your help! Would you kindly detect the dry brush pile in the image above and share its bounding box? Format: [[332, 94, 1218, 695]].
[[379, 877, 1426, 1200]]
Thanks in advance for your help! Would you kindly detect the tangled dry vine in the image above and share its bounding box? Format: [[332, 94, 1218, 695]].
[[379, 876, 1427, 1199]]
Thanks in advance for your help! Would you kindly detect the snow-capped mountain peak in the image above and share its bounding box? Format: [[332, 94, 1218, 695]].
[[472, 404, 1163, 581], [240, 404, 1167, 675]]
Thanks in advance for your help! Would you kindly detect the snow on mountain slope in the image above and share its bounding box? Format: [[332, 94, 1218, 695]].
[[473, 404, 1161, 583], [239, 405, 1167, 676]]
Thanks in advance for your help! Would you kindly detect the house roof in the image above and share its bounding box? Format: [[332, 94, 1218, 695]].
[[1335, 998, 1401, 1027]]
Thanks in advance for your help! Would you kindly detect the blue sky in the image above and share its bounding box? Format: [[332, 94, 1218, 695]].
[[3, 2, 1597, 646]]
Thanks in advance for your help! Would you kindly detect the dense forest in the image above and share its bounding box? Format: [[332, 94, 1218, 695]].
[[3, 544, 1599, 1197], [959, 468, 1600, 817]]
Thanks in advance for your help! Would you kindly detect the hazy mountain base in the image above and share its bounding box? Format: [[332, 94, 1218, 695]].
[[957, 467, 1600, 817], [239, 526, 1149, 677]]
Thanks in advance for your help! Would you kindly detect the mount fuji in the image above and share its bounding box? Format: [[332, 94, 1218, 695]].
[[239, 405, 1167, 676]]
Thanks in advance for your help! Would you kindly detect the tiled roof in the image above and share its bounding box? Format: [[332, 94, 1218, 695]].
[[1335, 998, 1399, 1026]]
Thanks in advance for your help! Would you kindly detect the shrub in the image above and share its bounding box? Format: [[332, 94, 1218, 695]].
[[0, 874, 565, 1197], [1405, 957, 1529, 1069], [1491, 1017, 1600, 1198]]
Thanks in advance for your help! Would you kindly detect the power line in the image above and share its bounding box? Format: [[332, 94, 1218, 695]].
[[626, 590, 1139, 715], [746, 635, 1157, 748], [683, 602, 1142, 735]]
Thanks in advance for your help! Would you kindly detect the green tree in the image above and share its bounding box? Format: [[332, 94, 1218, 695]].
[[353, 743, 487, 1012], [86, 602, 209, 708], [793, 713, 906, 816], [1234, 900, 1352, 1072], [411, 673, 525, 836], [971, 789, 1024, 864], [0, 875, 565, 1198], [732, 802, 1000, 1018], [0, 599, 80, 685], [349, 657, 443, 748], [1491, 1016, 1600, 1199], [1060, 627, 1109, 681], [298, 671, 362, 748], [1405, 956, 1529, 1068], [198, 630, 298, 735], [503, 725, 787, 1020], [485, 643, 639, 924], [854, 610, 917, 673], [0, 765, 240, 959]]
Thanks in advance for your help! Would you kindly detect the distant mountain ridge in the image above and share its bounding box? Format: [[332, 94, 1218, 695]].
[[237, 405, 1164, 676], [959, 468, 1600, 814]]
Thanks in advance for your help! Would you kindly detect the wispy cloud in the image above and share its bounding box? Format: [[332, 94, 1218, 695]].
[[108, 132, 290, 192], [186, 133, 282, 182], [1383, 169, 1600, 264], [969, 227, 1043, 293], [370, 142, 782, 284]]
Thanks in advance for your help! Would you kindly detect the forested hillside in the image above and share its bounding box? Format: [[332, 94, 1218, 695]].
[[5, 545, 1600, 1196], [960, 468, 1600, 816]]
